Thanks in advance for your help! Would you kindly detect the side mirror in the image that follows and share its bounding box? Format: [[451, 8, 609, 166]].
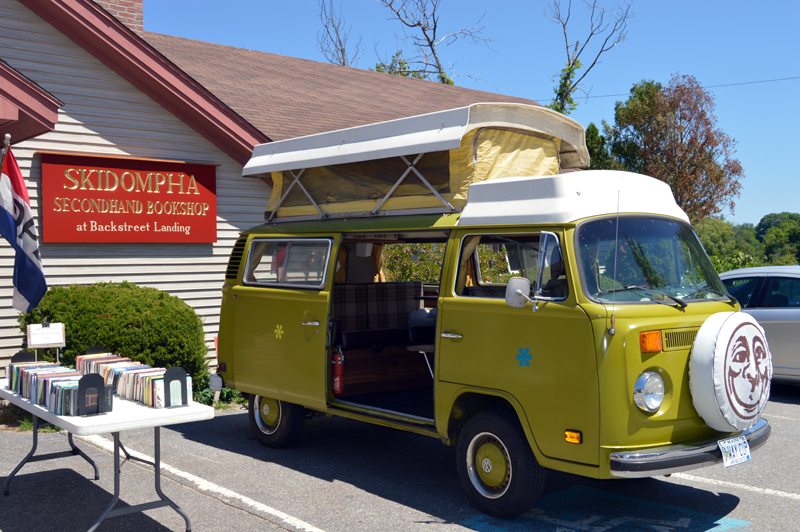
[[506, 277, 537, 312]]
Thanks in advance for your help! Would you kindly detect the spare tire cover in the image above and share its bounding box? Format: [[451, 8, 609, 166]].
[[689, 311, 773, 432]]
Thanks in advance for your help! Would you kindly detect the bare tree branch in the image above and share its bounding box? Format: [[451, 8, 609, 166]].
[[317, 0, 363, 67], [377, 0, 493, 84], [546, 0, 633, 114]]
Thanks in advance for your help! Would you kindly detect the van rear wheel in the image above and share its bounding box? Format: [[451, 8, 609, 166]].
[[456, 410, 544, 519], [248, 395, 305, 448]]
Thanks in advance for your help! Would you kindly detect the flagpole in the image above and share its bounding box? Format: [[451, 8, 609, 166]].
[[0, 134, 10, 172]]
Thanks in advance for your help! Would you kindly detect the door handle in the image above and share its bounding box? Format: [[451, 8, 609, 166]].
[[441, 332, 463, 339], [301, 321, 320, 326]]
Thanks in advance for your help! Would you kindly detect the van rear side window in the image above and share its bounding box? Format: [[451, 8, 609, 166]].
[[244, 238, 331, 288]]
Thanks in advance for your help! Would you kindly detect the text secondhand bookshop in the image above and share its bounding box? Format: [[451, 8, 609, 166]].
[[41, 153, 217, 243]]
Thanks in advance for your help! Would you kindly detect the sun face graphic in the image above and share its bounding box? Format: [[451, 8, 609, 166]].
[[274, 324, 284, 339], [724, 322, 771, 420]]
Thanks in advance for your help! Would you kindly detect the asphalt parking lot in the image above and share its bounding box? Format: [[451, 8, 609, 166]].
[[1, 383, 798, 532]]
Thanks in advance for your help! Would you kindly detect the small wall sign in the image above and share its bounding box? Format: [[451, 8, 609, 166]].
[[27, 322, 66, 348]]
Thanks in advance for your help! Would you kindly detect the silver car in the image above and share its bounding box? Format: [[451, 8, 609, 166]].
[[719, 265, 800, 384]]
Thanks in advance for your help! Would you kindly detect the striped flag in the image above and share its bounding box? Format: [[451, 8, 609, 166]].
[[0, 145, 47, 312]]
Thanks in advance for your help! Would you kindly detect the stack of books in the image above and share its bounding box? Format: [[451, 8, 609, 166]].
[[6, 362, 82, 415], [4, 354, 192, 414], [75, 353, 191, 409]]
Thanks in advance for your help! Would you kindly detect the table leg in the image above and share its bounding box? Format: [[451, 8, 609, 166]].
[[88, 432, 122, 532], [154, 427, 192, 531], [3, 415, 99, 496], [68, 432, 100, 480], [87, 428, 192, 532]]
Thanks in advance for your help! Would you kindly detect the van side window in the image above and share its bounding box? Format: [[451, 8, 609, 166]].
[[455, 235, 530, 298], [455, 233, 568, 300], [245, 239, 331, 288]]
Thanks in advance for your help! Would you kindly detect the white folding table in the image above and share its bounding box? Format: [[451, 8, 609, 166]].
[[0, 385, 214, 531]]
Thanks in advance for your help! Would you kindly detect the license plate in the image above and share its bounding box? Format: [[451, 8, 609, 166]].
[[718, 435, 751, 467]]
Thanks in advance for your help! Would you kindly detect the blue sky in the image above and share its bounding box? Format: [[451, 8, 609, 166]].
[[143, 0, 800, 227]]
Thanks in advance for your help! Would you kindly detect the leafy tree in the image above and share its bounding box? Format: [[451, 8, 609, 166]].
[[754, 212, 800, 242], [695, 218, 736, 258], [695, 218, 767, 272], [763, 220, 800, 264], [605, 74, 744, 223], [545, 0, 632, 115], [547, 59, 582, 115], [585, 122, 615, 170], [372, 50, 425, 79], [708, 252, 764, 274], [692, 214, 800, 270], [792, 226, 800, 264], [732, 223, 763, 258]]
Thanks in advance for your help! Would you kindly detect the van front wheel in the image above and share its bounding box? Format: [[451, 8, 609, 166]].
[[456, 410, 544, 519], [248, 395, 305, 448]]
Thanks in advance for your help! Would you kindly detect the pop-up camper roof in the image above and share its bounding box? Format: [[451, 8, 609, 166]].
[[243, 103, 589, 222]]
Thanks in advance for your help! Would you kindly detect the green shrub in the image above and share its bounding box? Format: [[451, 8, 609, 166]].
[[18, 282, 208, 392]]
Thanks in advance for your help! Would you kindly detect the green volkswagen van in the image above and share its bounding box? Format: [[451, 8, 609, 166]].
[[216, 104, 772, 518]]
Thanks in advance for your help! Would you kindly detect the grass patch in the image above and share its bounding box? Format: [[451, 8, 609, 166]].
[[17, 416, 32, 431], [16, 414, 62, 433], [194, 387, 247, 408]]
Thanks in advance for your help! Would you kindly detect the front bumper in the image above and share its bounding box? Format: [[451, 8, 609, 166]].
[[609, 418, 771, 478]]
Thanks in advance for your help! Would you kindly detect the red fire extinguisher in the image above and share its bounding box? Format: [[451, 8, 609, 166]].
[[332, 348, 344, 395]]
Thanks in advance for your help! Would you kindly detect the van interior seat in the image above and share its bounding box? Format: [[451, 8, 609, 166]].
[[331, 282, 433, 351]]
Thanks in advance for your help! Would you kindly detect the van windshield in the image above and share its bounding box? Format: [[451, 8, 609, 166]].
[[577, 217, 727, 304]]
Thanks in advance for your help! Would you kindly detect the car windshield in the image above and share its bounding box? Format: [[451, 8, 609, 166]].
[[577, 217, 727, 304]]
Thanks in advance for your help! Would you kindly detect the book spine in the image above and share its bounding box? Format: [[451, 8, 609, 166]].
[[154, 379, 165, 409]]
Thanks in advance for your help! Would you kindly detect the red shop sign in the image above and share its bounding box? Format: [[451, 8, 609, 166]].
[[41, 154, 217, 243]]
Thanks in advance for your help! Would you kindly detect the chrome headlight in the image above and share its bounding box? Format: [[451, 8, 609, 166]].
[[633, 371, 665, 413]]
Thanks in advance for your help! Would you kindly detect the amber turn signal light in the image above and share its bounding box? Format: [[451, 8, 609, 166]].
[[640, 331, 663, 353], [565, 430, 582, 444]]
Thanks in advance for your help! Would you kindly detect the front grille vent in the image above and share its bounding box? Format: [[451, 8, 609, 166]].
[[663, 328, 699, 351], [225, 236, 248, 281]]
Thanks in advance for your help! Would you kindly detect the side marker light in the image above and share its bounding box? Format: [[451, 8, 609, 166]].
[[640, 331, 663, 353], [565, 430, 582, 444]]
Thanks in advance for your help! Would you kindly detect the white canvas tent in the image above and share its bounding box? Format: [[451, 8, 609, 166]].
[[242, 103, 589, 222]]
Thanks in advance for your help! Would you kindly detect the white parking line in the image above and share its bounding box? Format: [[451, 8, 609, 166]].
[[78, 434, 327, 532], [673, 473, 800, 501]]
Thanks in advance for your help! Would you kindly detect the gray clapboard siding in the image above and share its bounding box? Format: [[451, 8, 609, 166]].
[[0, 0, 271, 377]]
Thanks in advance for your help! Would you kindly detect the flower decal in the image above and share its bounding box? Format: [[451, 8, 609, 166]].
[[517, 348, 532, 367], [274, 324, 284, 339]]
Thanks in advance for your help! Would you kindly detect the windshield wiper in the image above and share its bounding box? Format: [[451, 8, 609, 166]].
[[686, 287, 738, 306], [598, 285, 687, 308]]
